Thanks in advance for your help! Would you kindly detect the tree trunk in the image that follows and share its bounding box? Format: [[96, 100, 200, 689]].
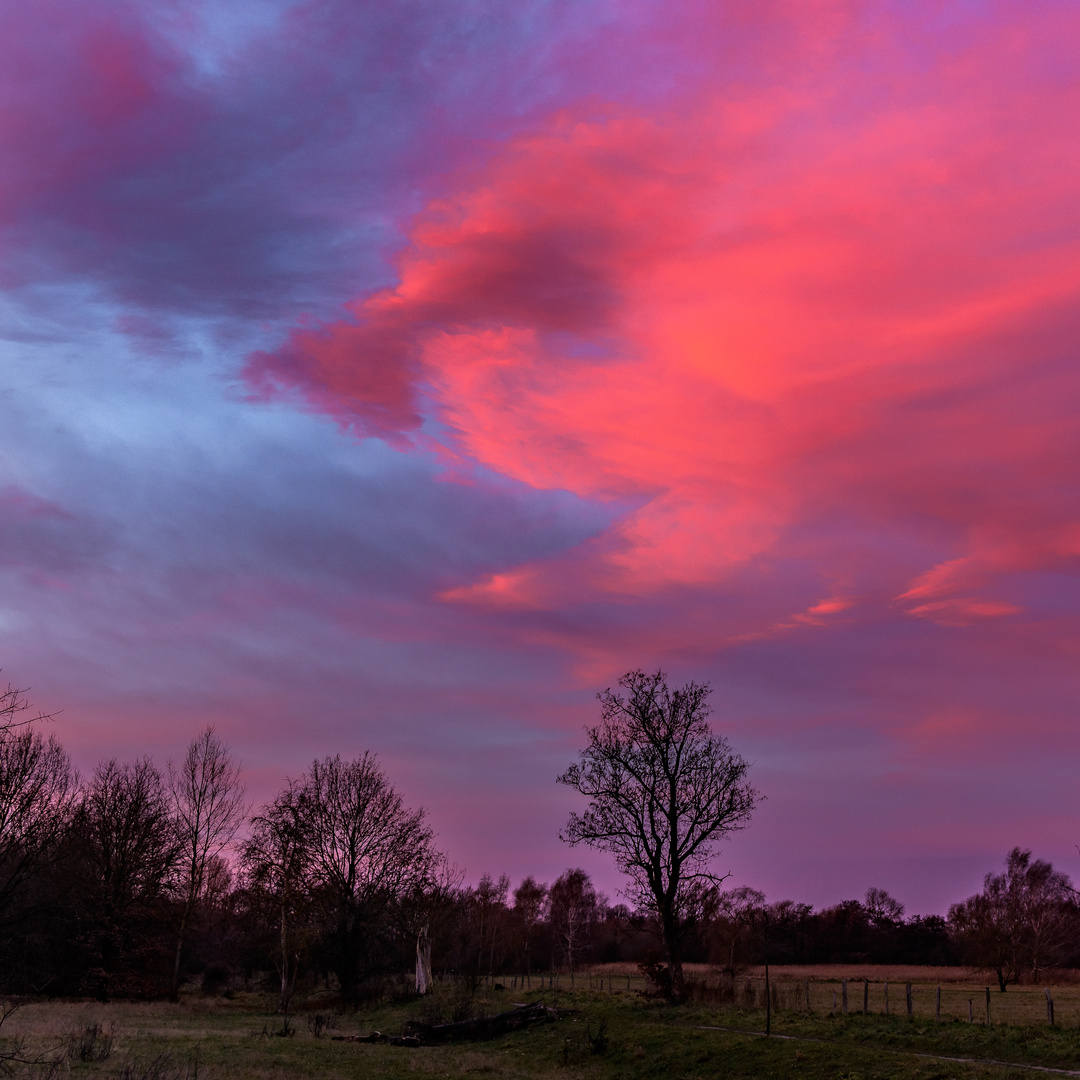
[[660, 904, 686, 1002], [415, 926, 432, 995], [278, 899, 291, 1012], [170, 883, 197, 1003]]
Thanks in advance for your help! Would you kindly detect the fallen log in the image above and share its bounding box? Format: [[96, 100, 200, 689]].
[[405, 1001, 556, 1044]]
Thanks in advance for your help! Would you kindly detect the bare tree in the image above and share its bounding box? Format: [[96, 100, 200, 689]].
[[240, 780, 311, 1013], [549, 868, 598, 986], [0, 721, 73, 923], [949, 848, 1076, 990], [167, 727, 246, 1000], [707, 885, 766, 978], [398, 858, 463, 995], [76, 758, 180, 992], [864, 887, 905, 928], [296, 753, 442, 1004], [512, 877, 548, 986], [472, 873, 510, 978], [558, 669, 759, 1001]]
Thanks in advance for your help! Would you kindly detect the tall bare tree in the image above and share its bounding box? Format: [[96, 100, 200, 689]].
[[559, 669, 759, 1001], [297, 753, 442, 1004], [167, 727, 246, 1000]]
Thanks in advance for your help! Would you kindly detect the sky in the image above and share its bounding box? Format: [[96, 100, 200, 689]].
[[2, 0, 1080, 916]]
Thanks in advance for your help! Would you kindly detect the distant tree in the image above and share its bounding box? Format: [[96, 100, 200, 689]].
[[949, 848, 1076, 990], [398, 859, 462, 995], [241, 780, 311, 1012], [864, 887, 905, 928], [558, 669, 759, 1001], [472, 873, 510, 977], [705, 886, 766, 974], [512, 876, 548, 983], [549, 869, 599, 984], [167, 727, 246, 1001]]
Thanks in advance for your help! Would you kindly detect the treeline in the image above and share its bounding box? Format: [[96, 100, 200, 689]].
[[0, 686, 1076, 1003]]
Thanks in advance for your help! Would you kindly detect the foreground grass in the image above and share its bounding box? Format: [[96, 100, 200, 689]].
[[4, 980, 1080, 1080]]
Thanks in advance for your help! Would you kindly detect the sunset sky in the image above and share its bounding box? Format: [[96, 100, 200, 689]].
[[3, 0, 1080, 914]]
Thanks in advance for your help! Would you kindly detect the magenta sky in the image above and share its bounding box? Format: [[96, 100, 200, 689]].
[[3, 0, 1080, 915]]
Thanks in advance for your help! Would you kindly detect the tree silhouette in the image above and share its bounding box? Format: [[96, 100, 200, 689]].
[[559, 669, 758, 1001]]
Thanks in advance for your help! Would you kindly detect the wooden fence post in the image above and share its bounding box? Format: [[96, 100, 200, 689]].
[[936, 986, 941, 1021], [985, 987, 991, 1026], [884, 982, 889, 1016], [832, 990, 837, 1014], [1046, 987, 1055, 1026], [906, 983, 913, 1018], [805, 979, 811, 1012], [968, 999, 973, 1023], [863, 979, 869, 1014], [842, 979, 848, 1014]]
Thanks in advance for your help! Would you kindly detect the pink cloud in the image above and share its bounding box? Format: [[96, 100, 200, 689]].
[[247, 1, 1080, 658]]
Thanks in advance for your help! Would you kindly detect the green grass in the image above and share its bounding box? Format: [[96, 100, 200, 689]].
[[4, 979, 1080, 1080]]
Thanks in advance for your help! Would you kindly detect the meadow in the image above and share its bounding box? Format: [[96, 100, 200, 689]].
[[6, 966, 1080, 1080]]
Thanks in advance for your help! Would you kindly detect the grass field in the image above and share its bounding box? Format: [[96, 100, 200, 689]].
[[5, 967, 1080, 1079]]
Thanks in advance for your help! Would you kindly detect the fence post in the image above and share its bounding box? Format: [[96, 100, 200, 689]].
[[985, 987, 991, 1026], [884, 982, 889, 1016], [906, 983, 913, 1018], [968, 999, 973, 1023], [1046, 987, 1055, 1026], [805, 979, 811, 1012], [765, 963, 771, 1036], [863, 979, 869, 1014], [936, 986, 941, 1021], [842, 979, 848, 1014], [832, 990, 837, 1014]]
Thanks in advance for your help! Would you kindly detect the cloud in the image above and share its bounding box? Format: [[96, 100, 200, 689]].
[[0, 0, 737, 322], [249, 1, 1080, 653]]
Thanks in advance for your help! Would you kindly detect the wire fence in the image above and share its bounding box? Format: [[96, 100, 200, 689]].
[[468, 970, 1073, 1028]]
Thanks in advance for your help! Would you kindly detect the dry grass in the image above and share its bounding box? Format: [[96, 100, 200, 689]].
[[748, 963, 1080, 985], [3, 980, 1080, 1080]]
